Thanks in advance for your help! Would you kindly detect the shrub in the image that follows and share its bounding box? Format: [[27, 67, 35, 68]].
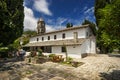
[[30, 51, 36, 57], [67, 57, 73, 62], [49, 54, 56, 57], [49, 54, 64, 62], [38, 49, 43, 56]]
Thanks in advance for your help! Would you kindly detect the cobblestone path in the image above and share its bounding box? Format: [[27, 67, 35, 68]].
[[0, 54, 120, 80]]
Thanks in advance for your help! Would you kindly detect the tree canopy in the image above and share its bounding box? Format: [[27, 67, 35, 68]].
[[0, 0, 24, 47], [66, 23, 73, 28], [9, 30, 37, 50], [95, 0, 120, 53]]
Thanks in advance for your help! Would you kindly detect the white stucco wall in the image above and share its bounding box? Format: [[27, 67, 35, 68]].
[[85, 27, 93, 38], [66, 45, 82, 58], [52, 46, 61, 53], [80, 39, 90, 54], [80, 36, 96, 54], [29, 28, 86, 43], [66, 45, 81, 54], [51, 45, 82, 58], [52, 45, 81, 54], [30, 37, 37, 43], [90, 36, 96, 53]]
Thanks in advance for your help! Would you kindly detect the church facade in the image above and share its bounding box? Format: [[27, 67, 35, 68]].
[[25, 18, 96, 58]]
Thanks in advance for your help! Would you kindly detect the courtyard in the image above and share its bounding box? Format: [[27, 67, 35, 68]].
[[0, 54, 120, 80]]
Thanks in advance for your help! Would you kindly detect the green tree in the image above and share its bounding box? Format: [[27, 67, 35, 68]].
[[82, 19, 96, 35], [23, 30, 37, 37], [95, 0, 120, 53], [9, 30, 37, 50], [66, 23, 73, 28], [0, 0, 24, 47], [22, 30, 37, 45]]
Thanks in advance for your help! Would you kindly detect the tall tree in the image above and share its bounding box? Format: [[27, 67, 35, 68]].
[[0, 0, 24, 47], [9, 30, 37, 50], [95, 0, 120, 53]]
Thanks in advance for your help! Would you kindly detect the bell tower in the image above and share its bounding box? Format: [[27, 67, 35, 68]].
[[37, 18, 46, 34]]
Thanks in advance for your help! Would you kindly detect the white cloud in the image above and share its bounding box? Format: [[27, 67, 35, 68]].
[[47, 17, 67, 25], [46, 17, 67, 30], [24, 6, 38, 31], [33, 0, 52, 16], [56, 17, 67, 25], [83, 7, 95, 22], [24, 6, 56, 32], [67, 18, 83, 26], [84, 7, 94, 14], [47, 19, 54, 24], [46, 25, 56, 32]]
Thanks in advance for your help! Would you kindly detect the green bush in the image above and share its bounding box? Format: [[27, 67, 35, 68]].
[[49, 54, 56, 61], [67, 57, 73, 62], [49, 54, 56, 57], [38, 49, 43, 56]]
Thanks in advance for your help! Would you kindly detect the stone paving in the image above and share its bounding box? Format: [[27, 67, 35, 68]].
[[73, 54, 120, 80], [0, 54, 120, 80]]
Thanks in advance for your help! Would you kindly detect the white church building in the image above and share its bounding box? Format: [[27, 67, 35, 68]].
[[24, 18, 96, 58]]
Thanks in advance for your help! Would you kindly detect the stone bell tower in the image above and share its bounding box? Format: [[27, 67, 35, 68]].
[[37, 18, 46, 34]]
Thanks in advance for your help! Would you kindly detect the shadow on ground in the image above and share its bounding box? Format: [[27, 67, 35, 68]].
[[0, 58, 24, 72], [100, 70, 120, 80]]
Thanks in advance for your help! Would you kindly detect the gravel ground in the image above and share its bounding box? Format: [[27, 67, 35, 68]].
[[0, 54, 120, 80]]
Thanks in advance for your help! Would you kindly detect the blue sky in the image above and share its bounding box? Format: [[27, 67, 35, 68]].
[[24, 0, 95, 32]]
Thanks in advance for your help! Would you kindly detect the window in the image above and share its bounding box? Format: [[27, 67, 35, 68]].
[[61, 46, 66, 52], [37, 38, 39, 41], [48, 36, 50, 40], [42, 37, 44, 41], [62, 33, 65, 39], [54, 35, 57, 40]]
